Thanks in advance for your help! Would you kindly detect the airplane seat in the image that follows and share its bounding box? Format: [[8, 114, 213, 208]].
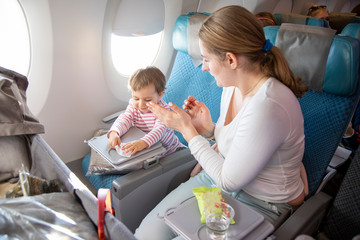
[[81, 12, 220, 194], [319, 150, 360, 239], [329, 12, 360, 34], [334, 23, 360, 163], [162, 12, 221, 145], [86, 12, 221, 232], [274, 13, 329, 27], [263, 24, 360, 239], [341, 23, 360, 40]]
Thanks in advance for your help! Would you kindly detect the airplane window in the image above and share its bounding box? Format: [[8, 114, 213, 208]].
[[111, 31, 163, 76], [0, 1, 30, 76]]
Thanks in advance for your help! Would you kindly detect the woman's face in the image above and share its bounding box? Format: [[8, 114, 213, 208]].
[[312, 9, 329, 21], [199, 40, 233, 87]]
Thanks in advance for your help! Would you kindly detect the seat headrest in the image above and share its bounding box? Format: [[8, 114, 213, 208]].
[[172, 12, 210, 67], [329, 12, 357, 34], [274, 13, 329, 27], [264, 24, 359, 96], [341, 23, 360, 39]]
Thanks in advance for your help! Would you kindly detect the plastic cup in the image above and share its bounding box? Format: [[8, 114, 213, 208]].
[[205, 202, 235, 240]]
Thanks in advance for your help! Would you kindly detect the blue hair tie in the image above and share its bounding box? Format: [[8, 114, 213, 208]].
[[262, 39, 273, 53]]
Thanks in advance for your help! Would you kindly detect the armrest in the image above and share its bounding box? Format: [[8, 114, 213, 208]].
[[329, 145, 352, 168], [111, 148, 197, 232], [315, 166, 337, 194], [271, 192, 333, 239], [112, 148, 195, 200], [102, 110, 125, 123]]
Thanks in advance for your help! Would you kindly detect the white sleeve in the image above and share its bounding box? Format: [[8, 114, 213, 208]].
[[189, 99, 290, 192]]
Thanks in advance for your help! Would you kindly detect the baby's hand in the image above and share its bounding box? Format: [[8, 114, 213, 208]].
[[122, 139, 149, 156], [108, 131, 121, 148]]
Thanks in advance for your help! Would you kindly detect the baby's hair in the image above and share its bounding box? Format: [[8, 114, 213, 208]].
[[129, 66, 166, 94]]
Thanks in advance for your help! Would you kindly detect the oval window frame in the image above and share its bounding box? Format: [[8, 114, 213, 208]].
[[0, 0, 30, 76]]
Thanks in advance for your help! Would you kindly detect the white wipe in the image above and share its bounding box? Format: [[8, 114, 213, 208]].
[[115, 144, 132, 158]]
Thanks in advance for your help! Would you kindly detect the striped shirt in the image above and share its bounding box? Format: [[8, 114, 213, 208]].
[[109, 99, 185, 156]]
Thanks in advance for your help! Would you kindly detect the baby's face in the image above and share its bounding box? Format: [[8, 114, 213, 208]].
[[132, 84, 163, 113]]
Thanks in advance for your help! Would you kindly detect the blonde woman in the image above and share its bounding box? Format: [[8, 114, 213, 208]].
[[307, 5, 329, 21], [136, 5, 308, 239]]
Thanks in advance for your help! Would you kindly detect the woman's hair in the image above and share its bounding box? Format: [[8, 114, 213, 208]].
[[351, 4, 360, 16], [129, 66, 166, 94], [255, 12, 278, 27], [199, 5, 308, 98]]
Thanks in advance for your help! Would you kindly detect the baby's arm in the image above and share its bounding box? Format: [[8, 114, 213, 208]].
[[108, 131, 121, 148], [107, 102, 135, 141], [141, 119, 167, 147]]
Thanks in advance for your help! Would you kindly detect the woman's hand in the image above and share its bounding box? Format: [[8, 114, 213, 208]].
[[147, 101, 199, 142], [190, 163, 203, 177], [108, 131, 121, 148], [183, 96, 215, 138], [189, 143, 218, 177]]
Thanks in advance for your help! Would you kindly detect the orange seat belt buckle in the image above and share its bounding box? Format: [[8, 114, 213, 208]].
[[98, 188, 114, 240]]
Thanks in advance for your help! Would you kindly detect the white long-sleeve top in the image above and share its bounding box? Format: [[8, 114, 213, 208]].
[[189, 78, 305, 203], [109, 99, 184, 156]]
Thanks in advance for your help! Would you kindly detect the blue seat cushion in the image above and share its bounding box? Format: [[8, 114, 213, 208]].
[[162, 52, 222, 145], [300, 90, 358, 196], [82, 153, 125, 191]]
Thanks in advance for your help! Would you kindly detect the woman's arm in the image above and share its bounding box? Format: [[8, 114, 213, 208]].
[[183, 96, 215, 138], [147, 97, 215, 141], [146, 101, 199, 143], [300, 163, 309, 196]]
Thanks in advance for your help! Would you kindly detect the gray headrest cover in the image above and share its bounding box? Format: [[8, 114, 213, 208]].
[[276, 23, 336, 91], [280, 13, 308, 25], [188, 14, 208, 67]]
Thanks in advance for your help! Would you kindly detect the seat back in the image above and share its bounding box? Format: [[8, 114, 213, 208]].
[[274, 13, 329, 27], [264, 24, 360, 197], [162, 12, 222, 145], [82, 12, 219, 191], [322, 151, 360, 239], [83, 13, 218, 232], [341, 23, 360, 39], [329, 12, 360, 34]]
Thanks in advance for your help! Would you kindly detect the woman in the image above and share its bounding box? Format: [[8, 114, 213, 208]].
[[307, 5, 329, 22], [135, 5, 308, 239], [255, 11, 278, 26]]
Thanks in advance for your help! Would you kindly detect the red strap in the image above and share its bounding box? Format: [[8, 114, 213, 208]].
[[98, 188, 114, 240]]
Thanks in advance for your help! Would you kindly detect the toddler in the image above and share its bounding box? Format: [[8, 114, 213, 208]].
[[107, 66, 185, 156]]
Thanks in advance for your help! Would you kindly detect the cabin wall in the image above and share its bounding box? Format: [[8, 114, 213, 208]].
[[22, 0, 122, 163], [22, 0, 200, 163]]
